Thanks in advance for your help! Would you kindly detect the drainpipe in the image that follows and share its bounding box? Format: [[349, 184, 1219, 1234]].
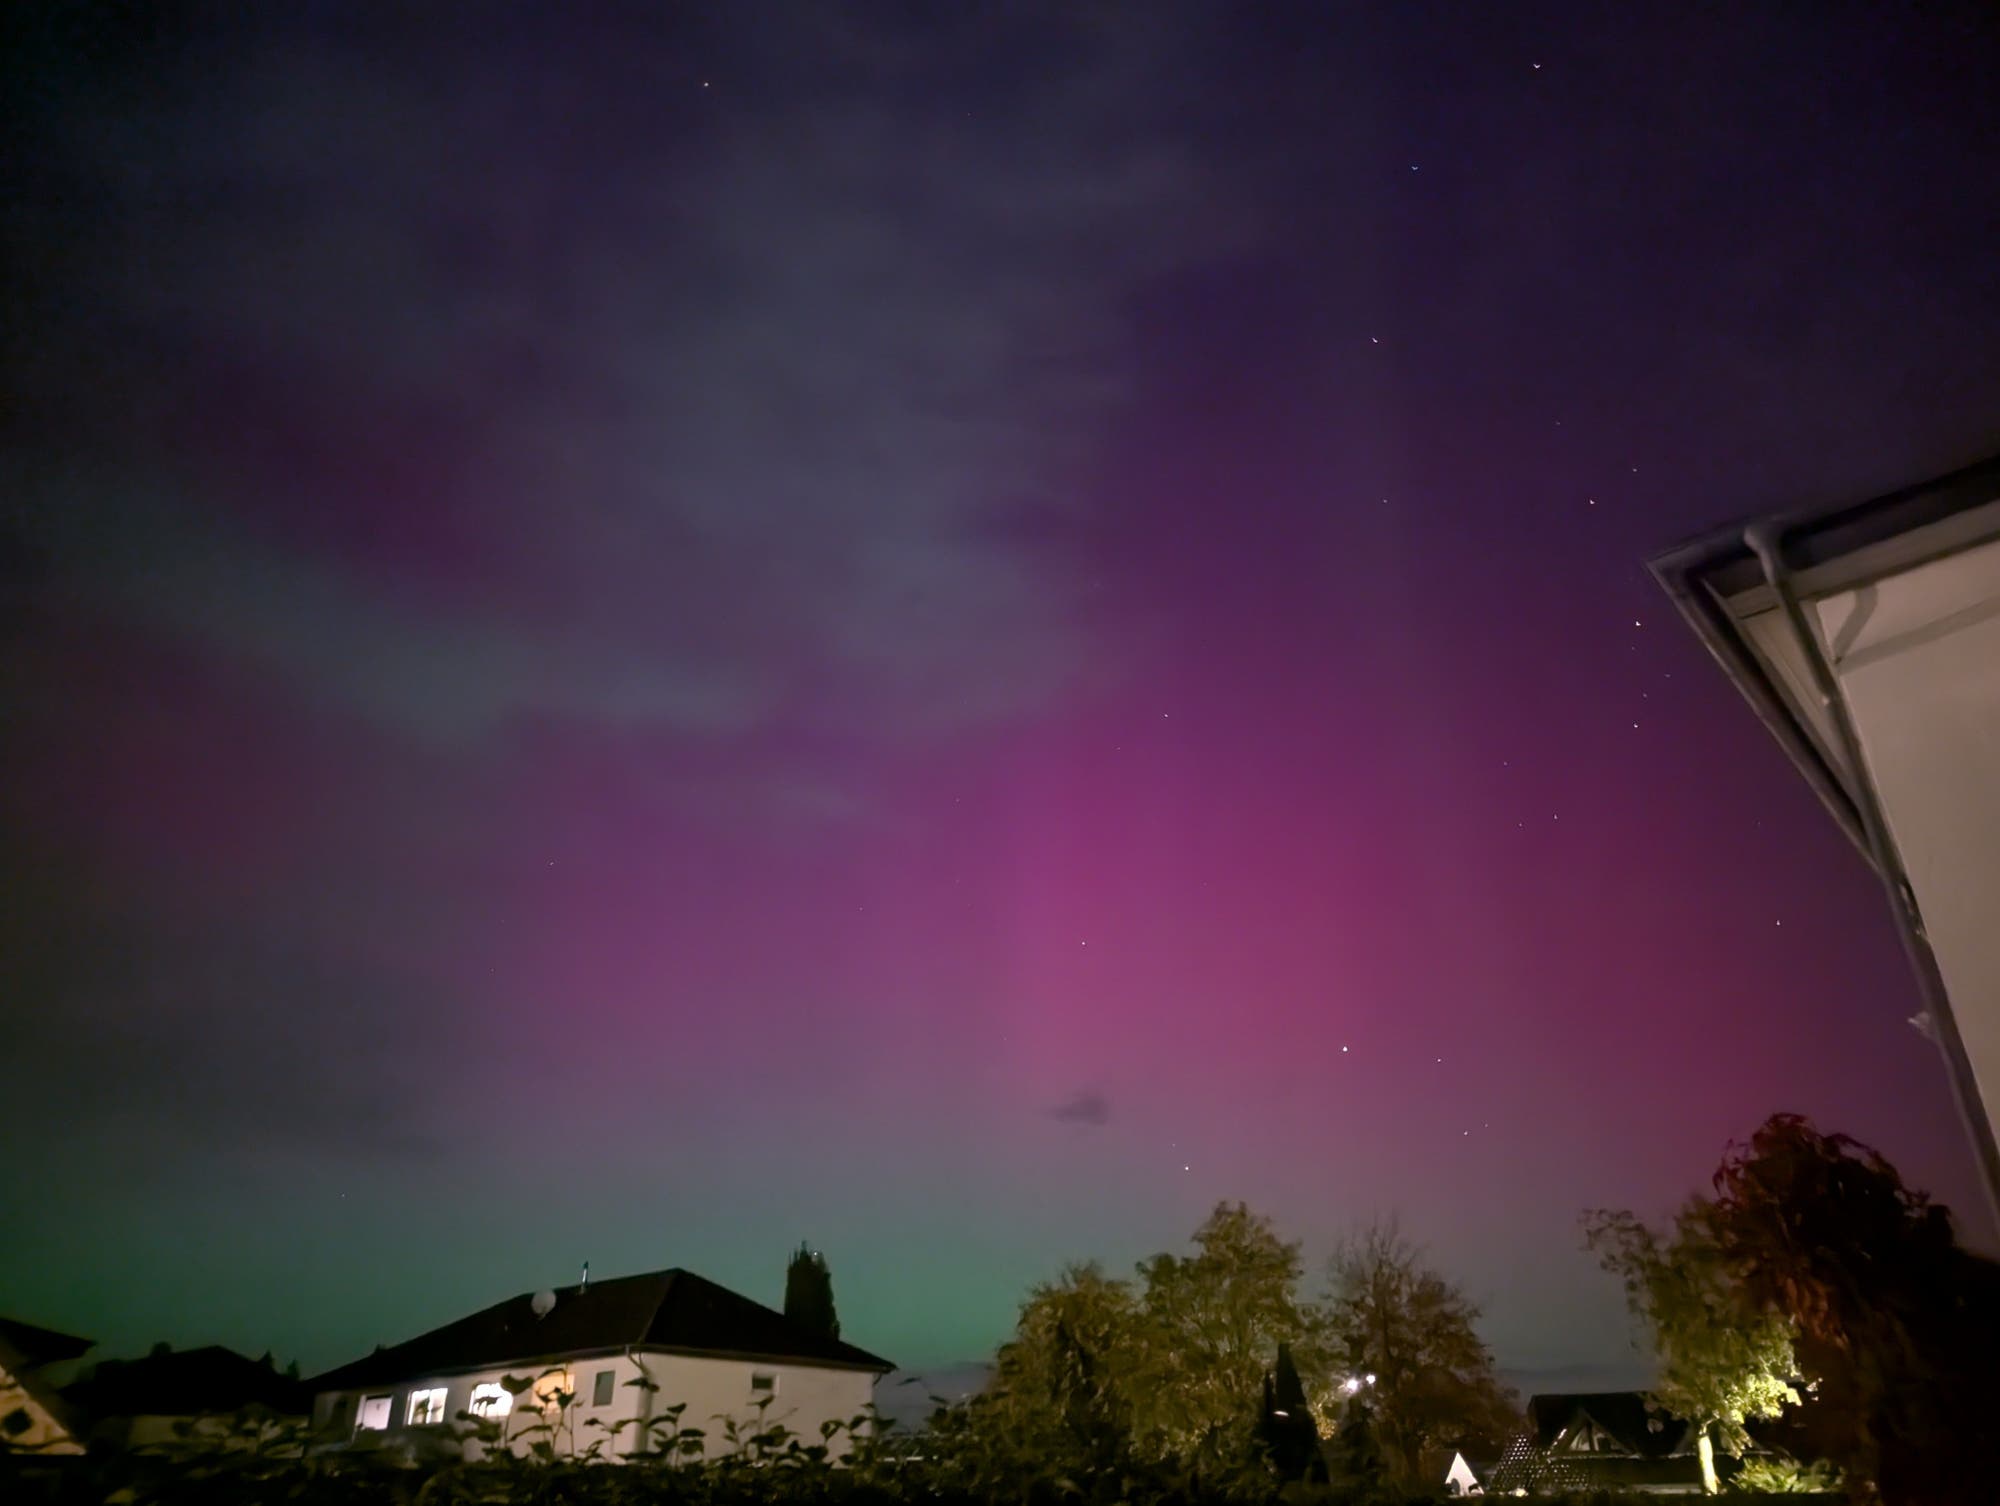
[[1744, 524, 2000, 1231], [625, 1346, 650, 1462]]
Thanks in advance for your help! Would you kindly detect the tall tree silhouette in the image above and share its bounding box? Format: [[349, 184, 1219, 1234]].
[[784, 1242, 841, 1340], [1258, 1340, 1327, 1481]]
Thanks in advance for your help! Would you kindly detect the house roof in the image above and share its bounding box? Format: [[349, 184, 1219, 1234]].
[[1487, 1395, 1713, 1496], [65, 1346, 309, 1419], [1647, 449, 2000, 1220], [0, 1317, 93, 1369], [1647, 448, 2000, 863], [0, 1320, 91, 1450], [308, 1268, 894, 1392], [1527, 1390, 1692, 1457]]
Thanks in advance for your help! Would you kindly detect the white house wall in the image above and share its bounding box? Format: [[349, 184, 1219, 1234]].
[[1809, 533, 2000, 1151], [0, 1364, 81, 1455], [314, 1351, 878, 1463]]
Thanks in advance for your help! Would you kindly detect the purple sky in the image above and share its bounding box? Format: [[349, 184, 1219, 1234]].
[[4, 2, 1999, 1379]]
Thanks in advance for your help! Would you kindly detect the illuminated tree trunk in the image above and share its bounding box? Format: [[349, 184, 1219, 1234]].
[[1697, 1427, 1718, 1494]]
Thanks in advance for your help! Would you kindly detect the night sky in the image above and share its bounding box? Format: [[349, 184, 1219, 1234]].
[[5, 3, 1999, 1384]]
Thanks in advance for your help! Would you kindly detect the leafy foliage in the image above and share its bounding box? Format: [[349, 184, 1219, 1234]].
[[1319, 1222, 1520, 1485], [1729, 1455, 1844, 1494], [1582, 1201, 1800, 1464], [978, 1260, 1144, 1477], [1702, 1114, 1998, 1506], [1133, 1203, 1324, 1470], [1588, 1112, 1996, 1506]]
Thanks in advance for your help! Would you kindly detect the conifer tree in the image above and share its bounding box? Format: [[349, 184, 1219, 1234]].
[[784, 1242, 841, 1340]]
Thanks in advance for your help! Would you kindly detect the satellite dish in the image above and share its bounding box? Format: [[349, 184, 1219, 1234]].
[[531, 1290, 557, 1318]]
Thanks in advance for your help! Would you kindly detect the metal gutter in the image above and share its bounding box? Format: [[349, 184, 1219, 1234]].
[[1742, 523, 2000, 1229]]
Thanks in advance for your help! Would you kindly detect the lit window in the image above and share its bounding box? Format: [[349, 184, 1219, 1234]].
[[532, 1370, 573, 1411], [592, 1370, 615, 1408], [468, 1383, 512, 1419], [356, 1395, 392, 1431], [750, 1372, 777, 1395], [407, 1388, 448, 1426]]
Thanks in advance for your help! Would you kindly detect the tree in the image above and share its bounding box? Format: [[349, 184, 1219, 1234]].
[[1256, 1340, 1327, 1482], [1327, 1395, 1386, 1493], [1320, 1221, 1519, 1487], [969, 1203, 1327, 1481], [1132, 1202, 1325, 1470], [1701, 1114, 1997, 1506], [1583, 1201, 1800, 1494], [783, 1242, 840, 1341], [984, 1262, 1145, 1476], [1588, 1113, 1996, 1505]]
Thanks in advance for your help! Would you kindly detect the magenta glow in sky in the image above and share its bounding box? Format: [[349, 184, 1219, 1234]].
[[4, 2, 1998, 1380]]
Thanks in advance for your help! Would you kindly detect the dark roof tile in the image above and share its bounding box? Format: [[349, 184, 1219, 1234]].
[[0, 1317, 93, 1368], [309, 1269, 892, 1392], [66, 1346, 307, 1418]]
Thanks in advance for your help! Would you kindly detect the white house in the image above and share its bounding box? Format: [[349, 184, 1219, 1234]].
[[65, 1344, 307, 1452], [307, 1267, 893, 1463], [0, 1316, 93, 1457], [1443, 1449, 1484, 1495]]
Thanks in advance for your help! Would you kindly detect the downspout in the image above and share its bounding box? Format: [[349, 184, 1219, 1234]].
[[625, 1345, 651, 1462], [1744, 524, 2000, 1230]]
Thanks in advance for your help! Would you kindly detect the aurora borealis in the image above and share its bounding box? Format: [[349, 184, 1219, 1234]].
[[4, 2, 1999, 1383]]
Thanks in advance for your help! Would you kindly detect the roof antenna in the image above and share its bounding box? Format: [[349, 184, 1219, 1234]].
[[580, 1260, 589, 1291]]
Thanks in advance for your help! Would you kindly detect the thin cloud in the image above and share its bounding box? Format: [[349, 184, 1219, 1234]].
[[5, 4, 1237, 744]]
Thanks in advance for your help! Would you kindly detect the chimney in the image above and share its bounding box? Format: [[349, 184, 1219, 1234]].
[[580, 1261, 590, 1291]]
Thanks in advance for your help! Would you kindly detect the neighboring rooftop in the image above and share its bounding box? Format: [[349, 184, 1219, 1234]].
[[1487, 1391, 1707, 1495], [0, 1317, 93, 1370], [1526, 1391, 1691, 1456], [66, 1346, 308, 1419], [309, 1268, 894, 1392]]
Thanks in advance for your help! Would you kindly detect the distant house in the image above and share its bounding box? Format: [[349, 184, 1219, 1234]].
[[1443, 1448, 1488, 1495], [0, 1316, 93, 1456], [1484, 1392, 1713, 1495], [307, 1268, 894, 1463], [65, 1345, 308, 1451]]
